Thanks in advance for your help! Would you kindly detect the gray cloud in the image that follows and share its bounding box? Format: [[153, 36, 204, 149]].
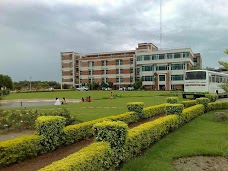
[[0, 0, 228, 81]]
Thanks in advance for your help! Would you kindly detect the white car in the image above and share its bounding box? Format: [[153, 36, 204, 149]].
[[76, 86, 89, 91]]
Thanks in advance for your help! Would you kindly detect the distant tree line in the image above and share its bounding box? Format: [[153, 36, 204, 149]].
[[14, 80, 61, 90]]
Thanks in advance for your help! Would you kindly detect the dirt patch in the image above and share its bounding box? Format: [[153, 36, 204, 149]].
[[173, 156, 228, 171]]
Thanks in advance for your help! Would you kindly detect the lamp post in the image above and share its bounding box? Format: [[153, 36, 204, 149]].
[[30, 77, 32, 91]]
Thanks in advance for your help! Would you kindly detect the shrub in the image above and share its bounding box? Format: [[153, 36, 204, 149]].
[[205, 94, 218, 102], [165, 104, 184, 115], [124, 115, 179, 160], [106, 112, 138, 124], [166, 97, 178, 104], [180, 104, 204, 123], [142, 104, 166, 118], [181, 100, 196, 108], [196, 97, 209, 112], [35, 116, 66, 152], [127, 102, 144, 117], [39, 142, 112, 171], [93, 121, 128, 148], [208, 101, 228, 111], [0, 134, 42, 168]]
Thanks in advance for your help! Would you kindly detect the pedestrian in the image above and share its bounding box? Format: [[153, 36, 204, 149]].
[[82, 97, 84, 102], [54, 98, 61, 105], [87, 96, 91, 102], [110, 91, 113, 99], [61, 97, 66, 105]]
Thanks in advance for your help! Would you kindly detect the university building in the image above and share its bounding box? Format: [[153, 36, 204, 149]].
[[61, 43, 202, 90]]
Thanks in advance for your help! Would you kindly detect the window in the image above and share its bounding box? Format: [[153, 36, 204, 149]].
[[159, 75, 165, 81], [157, 65, 168, 71], [116, 69, 123, 74], [167, 53, 172, 59], [185, 71, 206, 80], [151, 55, 157, 60], [142, 65, 153, 71], [137, 67, 140, 74], [171, 64, 184, 70], [174, 53, 181, 59], [80, 71, 82, 75], [171, 75, 184, 81], [144, 55, 151, 61], [158, 54, 165, 60], [183, 52, 189, 58], [88, 78, 93, 83], [142, 76, 153, 81], [102, 70, 105, 74], [88, 61, 94, 67], [130, 68, 134, 73], [116, 59, 123, 65], [137, 56, 143, 61], [130, 58, 134, 64]]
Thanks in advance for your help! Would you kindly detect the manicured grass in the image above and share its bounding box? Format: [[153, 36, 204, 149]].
[[1, 91, 182, 122], [121, 110, 228, 171]]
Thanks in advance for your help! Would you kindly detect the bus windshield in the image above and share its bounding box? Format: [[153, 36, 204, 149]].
[[185, 71, 206, 80]]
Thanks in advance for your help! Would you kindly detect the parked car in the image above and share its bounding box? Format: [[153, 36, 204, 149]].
[[127, 87, 134, 91], [76, 86, 89, 91]]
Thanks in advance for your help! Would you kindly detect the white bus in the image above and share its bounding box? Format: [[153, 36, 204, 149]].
[[183, 70, 228, 99]]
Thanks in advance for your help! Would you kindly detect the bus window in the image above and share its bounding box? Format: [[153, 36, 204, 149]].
[[185, 71, 206, 80]]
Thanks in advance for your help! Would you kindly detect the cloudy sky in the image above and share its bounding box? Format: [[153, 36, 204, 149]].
[[0, 0, 228, 82]]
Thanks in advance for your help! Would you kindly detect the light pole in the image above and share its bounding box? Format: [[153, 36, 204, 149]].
[[30, 77, 32, 91]]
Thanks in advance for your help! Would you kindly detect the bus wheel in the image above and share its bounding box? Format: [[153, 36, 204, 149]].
[[182, 94, 186, 99]]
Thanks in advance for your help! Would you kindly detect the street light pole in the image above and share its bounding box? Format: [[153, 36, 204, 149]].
[[30, 77, 32, 91]]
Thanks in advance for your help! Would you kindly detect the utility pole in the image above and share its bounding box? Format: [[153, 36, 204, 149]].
[[30, 77, 32, 91]]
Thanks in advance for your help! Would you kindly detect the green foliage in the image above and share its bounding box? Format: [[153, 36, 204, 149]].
[[0, 74, 13, 90], [0, 134, 42, 168], [124, 115, 179, 160], [106, 112, 138, 124], [180, 104, 204, 123], [93, 121, 128, 147], [181, 100, 196, 108], [133, 78, 143, 90], [166, 97, 178, 104], [207, 101, 228, 111], [142, 104, 166, 118], [39, 142, 112, 171], [196, 97, 209, 112], [127, 102, 144, 117], [205, 94, 218, 102], [35, 116, 66, 152], [165, 104, 184, 115]]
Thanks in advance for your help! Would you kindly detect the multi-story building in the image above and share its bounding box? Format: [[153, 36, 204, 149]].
[[61, 43, 202, 90]]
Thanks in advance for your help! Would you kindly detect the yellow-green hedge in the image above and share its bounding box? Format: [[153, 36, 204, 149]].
[[124, 115, 179, 159], [205, 94, 218, 102], [208, 101, 228, 111], [165, 104, 184, 115], [180, 104, 204, 123], [181, 100, 196, 108], [39, 142, 112, 171], [0, 134, 42, 168], [142, 104, 167, 118], [166, 97, 178, 104], [127, 102, 144, 117]]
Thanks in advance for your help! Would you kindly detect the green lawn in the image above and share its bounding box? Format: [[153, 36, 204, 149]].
[[1, 90, 181, 122], [121, 110, 228, 171]]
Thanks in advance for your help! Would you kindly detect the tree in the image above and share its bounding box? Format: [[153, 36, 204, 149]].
[[133, 78, 143, 90], [218, 49, 228, 93], [0, 74, 13, 90]]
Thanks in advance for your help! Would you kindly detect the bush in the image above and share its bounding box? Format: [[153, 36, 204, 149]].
[[181, 100, 196, 108], [35, 116, 66, 152], [39, 142, 112, 171], [166, 97, 178, 104], [127, 102, 144, 117], [196, 98, 209, 112], [142, 104, 166, 118], [205, 94, 218, 102], [165, 104, 184, 115], [0, 134, 42, 168], [208, 101, 228, 111], [124, 115, 179, 160], [106, 112, 138, 124], [180, 104, 204, 123]]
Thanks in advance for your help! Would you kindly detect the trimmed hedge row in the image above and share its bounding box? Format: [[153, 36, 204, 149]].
[[180, 104, 204, 123], [142, 104, 167, 118], [0, 135, 43, 168], [165, 104, 184, 115], [166, 97, 178, 104], [39, 142, 112, 171], [127, 102, 144, 117], [181, 100, 196, 108], [208, 101, 228, 111], [205, 94, 218, 102], [196, 98, 209, 111]]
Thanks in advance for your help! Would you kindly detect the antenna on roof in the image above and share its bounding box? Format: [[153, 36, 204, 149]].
[[160, 0, 162, 50]]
